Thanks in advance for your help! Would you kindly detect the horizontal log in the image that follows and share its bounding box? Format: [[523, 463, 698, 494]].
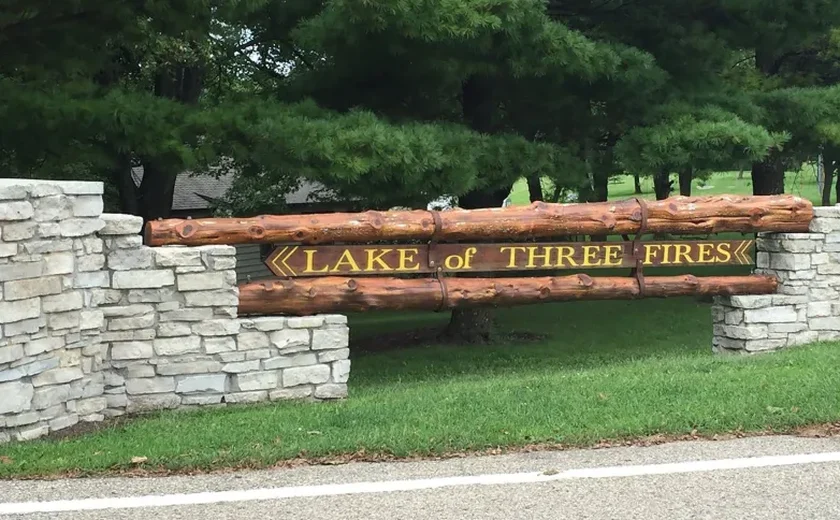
[[145, 194, 813, 246], [237, 274, 778, 316]]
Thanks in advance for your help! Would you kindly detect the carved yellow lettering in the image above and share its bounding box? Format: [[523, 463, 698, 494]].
[[581, 245, 602, 267], [330, 250, 361, 273], [673, 244, 692, 264], [500, 246, 527, 268], [444, 254, 465, 270], [396, 248, 420, 271], [697, 243, 715, 263], [463, 247, 477, 269], [556, 246, 579, 267], [365, 248, 393, 271], [660, 244, 675, 264], [644, 244, 662, 265], [603, 245, 623, 266], [526, 246, 553, 268], [303, 250, 329, 273], [716, 242, 732, 262]]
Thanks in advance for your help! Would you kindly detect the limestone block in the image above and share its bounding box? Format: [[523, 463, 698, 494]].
[[312, 328, 349, 350], [154, 336, 201, 356], [3, 276, 61, 301], [809, 317, 840, 331], [42, 292, 83, 313], [75, 396, 107, 416], [106, 235, 143, 249], [192, 319, 240, 336], [788, 331, 821, 346], [32, 195, 72, 222], [0, 261, 44, 282], [744, 339, 788, 352], [177, 272, 230, 291], [48, 310, 81, 331], [100, 214, 143, 235], [182, 395, 224, 406], [317, 348, 349, 363], [159, 307, 213, 322], [111, 341, 154, 360], [0, 243, 18, 257], [237, 331, 269, 350], [108, 314, 155, 331], [176, 374, 227, 394], [22, 239, 74, 254], [156, 361, 223, 376], [184, 289, 238, 307], [269, 387, 313, 401], [72, 196, 104, 217], [263, 353, 317, 370], [31, 385, 71, 410], [325, 315, 348, 325], [105, 393, 128, 409], [15, 425, 50, 442], [127, 288, 179, 304], [0, 201, 34, 220], [315, 384, 348, 399], [59, 218, 104, 237], [233, 371, 279, 391], [73, 271, 110, 289], [112, 270, 175, 289], [204, 336, 237, 354], [125, 364, 156, 378], [3, 221, 37, 240], [154, 247, 203, 267], [125, 393, 181, 413], [31, 367, 83, 387], [282, 365, 330, 387], [0, 381, 33, 414], [107, 248, 153, 271], [49, 414, 80, 432], [80, 310, 105, 330], [24, 336, 64, 356], [223, 391, 267, 404], [332, 360, 351, 383], [245, 349, 271, 360], [810, 217, 840, 233], [157, 322, 191, 337], [242, 317, 286, 332], [125, 377, 176, 395], [221, 360, 260, 373], [743, 306, 798, 323], [287, 316, 325, 329], [4, 317, 43, 337], [270, 329, 310, 351]]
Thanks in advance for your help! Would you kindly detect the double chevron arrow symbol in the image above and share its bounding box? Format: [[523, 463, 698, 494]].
[[733, 240, 753, 265], [268, 246, 299, 276]]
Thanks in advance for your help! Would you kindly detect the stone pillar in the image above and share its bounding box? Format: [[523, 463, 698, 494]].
[[713, 206, 840, 353], [0, 179, 107, 442]]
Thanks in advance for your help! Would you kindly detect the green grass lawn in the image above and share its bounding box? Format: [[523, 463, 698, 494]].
[[2, 298, 840, 478], [508, 168, 832, 206]]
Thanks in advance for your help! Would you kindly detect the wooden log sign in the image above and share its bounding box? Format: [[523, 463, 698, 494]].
[[264, 239, 754, 277]]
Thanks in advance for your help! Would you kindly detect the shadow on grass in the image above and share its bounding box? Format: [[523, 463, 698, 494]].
[[349, 296, 718, 387]]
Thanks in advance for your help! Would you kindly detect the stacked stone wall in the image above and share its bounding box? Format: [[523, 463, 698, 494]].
[[0, 179, 348, 443]]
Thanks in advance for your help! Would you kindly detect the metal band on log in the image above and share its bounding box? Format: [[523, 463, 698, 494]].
[[237, 274, 778, 316], [144, 195, 813, 246]]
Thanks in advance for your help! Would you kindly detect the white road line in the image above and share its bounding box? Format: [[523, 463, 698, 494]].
[[3, 451, 840, 515]]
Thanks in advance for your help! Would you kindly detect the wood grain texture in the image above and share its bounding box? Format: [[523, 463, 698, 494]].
[[145, 195, 813, 246], [237, 274, 778, 316]]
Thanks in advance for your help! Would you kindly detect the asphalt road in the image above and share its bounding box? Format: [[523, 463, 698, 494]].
[[3, 435, 840, 519]]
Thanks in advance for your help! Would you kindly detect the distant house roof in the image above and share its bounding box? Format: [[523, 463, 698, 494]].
[[130, 166, 327, 212]]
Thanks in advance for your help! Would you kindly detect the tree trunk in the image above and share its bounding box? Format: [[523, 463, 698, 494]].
[[634, 173, 642, 194], [679, 167, 693, 196], [826, 146, 840, 206], [751, 154, 785, 195], [653, 170, 671, 200], [109, 153, 139, 215], [592, 169, 609, 202], [449, 74, 503, 343], [527, 175, 544, 202]]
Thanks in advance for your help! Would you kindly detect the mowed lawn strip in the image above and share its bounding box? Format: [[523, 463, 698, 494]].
[[1, 298, 840, 478]]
